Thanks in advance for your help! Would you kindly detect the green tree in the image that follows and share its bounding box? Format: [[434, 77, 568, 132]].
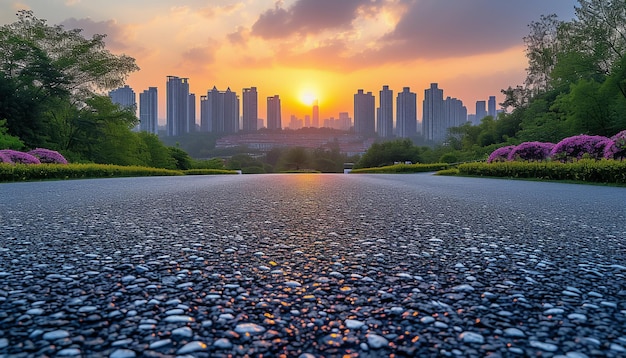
[[355, 139, 423, 168], [277, 147, 311, 171], [0, 119, 24, 149], [169, 147, 193, 170], [138, 132, 177, 169], [0, 10, 138, 149]]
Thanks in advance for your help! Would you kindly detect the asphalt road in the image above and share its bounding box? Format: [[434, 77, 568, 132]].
[[0, 174, 625, 357]]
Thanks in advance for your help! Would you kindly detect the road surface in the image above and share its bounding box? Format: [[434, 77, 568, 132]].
[[0, 174, 625, 357]]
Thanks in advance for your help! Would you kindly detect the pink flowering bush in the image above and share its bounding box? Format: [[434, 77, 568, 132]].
[[550, 135, 611, 161], [604, 130, 626, 160], [0, 149, 41, 164], [28, 148, 68, 164], [0, 151, 12, 164], [487, 145, 516, 163], [507, 142, 554, 162]]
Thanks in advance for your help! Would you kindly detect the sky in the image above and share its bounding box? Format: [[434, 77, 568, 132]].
[[0, 0, 578, 126]]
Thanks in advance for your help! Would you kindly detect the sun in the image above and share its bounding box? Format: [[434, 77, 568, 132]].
[[300, 92, 316, 106]]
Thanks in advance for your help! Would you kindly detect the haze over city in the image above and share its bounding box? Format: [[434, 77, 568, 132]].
[[0, 0, 577, 123]]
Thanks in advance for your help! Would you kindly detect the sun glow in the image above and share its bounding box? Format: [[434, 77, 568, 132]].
[[300, 92, 317, 106]]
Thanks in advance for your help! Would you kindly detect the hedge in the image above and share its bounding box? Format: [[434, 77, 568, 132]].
[[351, 163, 449, 174], [458, 160, 626, 184], [0, 163, 184, 182]]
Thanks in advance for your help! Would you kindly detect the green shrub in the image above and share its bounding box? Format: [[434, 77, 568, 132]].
[[351, 163, 449, 174], [0, 163, 183, 182], [458, 160, 626, 184], [435, 168, 460, 176], [184, 169, 238, 175]]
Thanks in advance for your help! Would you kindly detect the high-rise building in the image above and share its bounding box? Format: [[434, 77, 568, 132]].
[[267, 95, 281, 130], [166, 76, 194, 136], [242, 87, 258, 132], [396, 87, 417, 138], [354, 89, 375, 136], [445, 97, 467, 128], [139, 87, 158, 134], [475, 100, 487, 124], [488, 95, 497, 119], [377, 85, 393, 138], [200, 86, 239, 134], [423, 83, 445, 142], [312, 100, 319, 128], [109, 85, 136, 111]]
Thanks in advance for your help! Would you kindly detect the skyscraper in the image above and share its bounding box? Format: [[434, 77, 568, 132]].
[[423, 83, 445, 142], [488, 95, 497, 119], [109, 85, 136, 111], [312, 100, 319, 128], [377, 85, 393, 138], [139, 87, 158, 134], [188, 93, 196, 132], [354, 89, 375, 136], [445, 97, 467, 128], [242, 87, 258, 132], [396, 87, 417, 138], [267, 95, 281, 130], [475, 100, 487, 124], [200, 86, 239, 134], [166, 76, 193, 136]]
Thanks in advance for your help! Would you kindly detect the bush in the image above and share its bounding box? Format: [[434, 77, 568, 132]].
[[351, 163, 449, 174], [27, 148, 68, 164], [435, 168, 460, 176], [183, 169, 238, 175], [604, 130, 626, 160], [458, 160, 626, 184], [0, 151, 12, 164], [0, 149, 41, 164], [487, 145, 516, 163], [507, 142, 554, 162], [0, 163, 183, 182], [550, 135, 611, 161]]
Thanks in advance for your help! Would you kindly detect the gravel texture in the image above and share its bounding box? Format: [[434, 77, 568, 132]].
[[0, 173, 625, 357]]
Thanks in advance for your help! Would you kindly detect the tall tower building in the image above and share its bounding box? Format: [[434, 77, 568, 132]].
[[109, 85, 136, 111], [423, 83, 445, 142], [396, 87, 417, 138], [488, 95, 497, 119], [445, 97, 467, 128], [377, 85, 393, 138], [166, 76, 192, 136], [267, 95, 282, 130], [188, 93, 196, 132], [312, 100, 319, 128], [200, 86, 239, 134], [475, 100, 487, 124], [242, 87, 258, 132], [139, 87, 158, 134], [354, 89, 375, 136]]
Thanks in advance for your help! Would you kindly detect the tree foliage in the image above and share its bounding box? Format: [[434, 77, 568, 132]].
[[355, 139, 423, 169], [0, 11, 198, 168]]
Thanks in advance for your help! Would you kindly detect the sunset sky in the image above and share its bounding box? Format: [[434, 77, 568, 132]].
[[1, 0, 577, 126]]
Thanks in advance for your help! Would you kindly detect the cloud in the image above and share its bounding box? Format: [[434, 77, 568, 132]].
[[175, 38, 221, 75], [227, 26, 250, 46], [59, 17, 131, 51], [379, 0, 576, 59], [251, 0, 382, 39], [200, 2, 245, 19], [261, 0, 577, 71]]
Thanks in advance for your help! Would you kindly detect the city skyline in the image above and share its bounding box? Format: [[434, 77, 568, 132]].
[[1, 1, 577, 122]]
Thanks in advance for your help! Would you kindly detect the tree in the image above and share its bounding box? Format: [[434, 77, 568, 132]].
[[355, 139, 423, 168], [0, 10, 138, 148], [524, 14, 563, 94], [0, 119, 24, 150]]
